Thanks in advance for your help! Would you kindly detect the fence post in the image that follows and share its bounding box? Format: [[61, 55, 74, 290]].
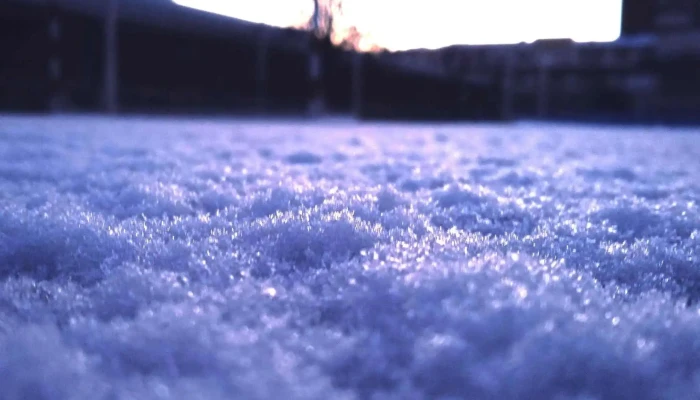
[[104, 0, 119, 114], [307, 35, 324, 117], [537, 57, 550, 118], [47, 2, 64, 112], [352, 51, 363, 118], [256, 28, 270, 114], [502, 49, 515, 120]]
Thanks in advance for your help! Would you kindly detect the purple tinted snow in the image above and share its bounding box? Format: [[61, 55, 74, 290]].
[[0, 115, 699, 399]]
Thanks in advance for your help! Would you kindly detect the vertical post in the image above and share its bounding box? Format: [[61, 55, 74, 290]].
[[633, 93, 643, 121], [255, 29, 270, 114], [104, 0, 119, 114], [632, 74, 656, 122], [307, 0, 325, 117], [502, 49, 514, 120], [351, 51, 363, 118], [537, 58, 549, 118], [307, 35, 324, 117], [47, 3, 63, 112]]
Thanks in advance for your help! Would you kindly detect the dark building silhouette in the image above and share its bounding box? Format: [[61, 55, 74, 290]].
[[622, 0, 700, 35], [1, 0, 505, 121], [1, 0, 312, 114], [621, 0, 656, 35], [383, 0, 700, 125], [6, 0, 700, 124]]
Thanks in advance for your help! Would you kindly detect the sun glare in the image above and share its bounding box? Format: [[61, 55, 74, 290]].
[[174, 0, 623, 51]]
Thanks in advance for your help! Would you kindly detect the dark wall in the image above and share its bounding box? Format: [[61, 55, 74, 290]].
[[60, 13, 103, 110], [0, 2, 313, 115], [109, 18, 311, 113], [648, 55, 700, 122], [119, 21, 257, 112], [265, 47, 310, 113], [0, 2, 505, 120], [548, 69, 633, 118], [359, 56, 503, 121], [0, 2, 51, 111], [323, 45, 353, 114], [1, 2, 104, 112], [621, 0, 656, 36]]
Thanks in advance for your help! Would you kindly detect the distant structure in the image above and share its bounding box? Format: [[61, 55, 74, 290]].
[[1, 0, 503, 121], [384, 0, 700, 123], [5, 0, 700, 123], [622, 0, 700, 37], [621, 0, 657, 36], [1, 0, 311, 114]]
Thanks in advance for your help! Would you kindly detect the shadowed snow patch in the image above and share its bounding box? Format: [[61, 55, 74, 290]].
[[285, 151, 323, 165], [0, 207, 132, 284]]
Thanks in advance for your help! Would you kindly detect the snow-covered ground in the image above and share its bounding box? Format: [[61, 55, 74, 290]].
[[1, 115, 700, 399]]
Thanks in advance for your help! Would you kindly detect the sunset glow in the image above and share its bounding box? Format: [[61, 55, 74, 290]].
[[174, 0, 623, 51]]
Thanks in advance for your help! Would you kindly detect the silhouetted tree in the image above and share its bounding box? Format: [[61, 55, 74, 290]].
[[297, 0, 384, 52], [311, 0, 339, 40], [297, 0, 382, 116]]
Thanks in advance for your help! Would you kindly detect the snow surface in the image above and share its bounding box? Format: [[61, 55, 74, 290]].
[[1, 115, 700, 399]]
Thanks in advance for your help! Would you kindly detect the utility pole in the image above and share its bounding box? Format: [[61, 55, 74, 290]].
[[104, 0, 119, 114]]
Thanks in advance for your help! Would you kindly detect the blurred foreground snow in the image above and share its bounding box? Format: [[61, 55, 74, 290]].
[[1, 115, 700, 399]]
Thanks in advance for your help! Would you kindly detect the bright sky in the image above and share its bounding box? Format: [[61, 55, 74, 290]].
[[174, 0, 623, 51]]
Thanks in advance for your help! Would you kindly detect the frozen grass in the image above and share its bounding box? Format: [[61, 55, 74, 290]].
[[1, 115, 700, 399]]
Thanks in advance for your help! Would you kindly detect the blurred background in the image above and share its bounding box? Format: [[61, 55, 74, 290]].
[[1, 0, 698, 123]]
